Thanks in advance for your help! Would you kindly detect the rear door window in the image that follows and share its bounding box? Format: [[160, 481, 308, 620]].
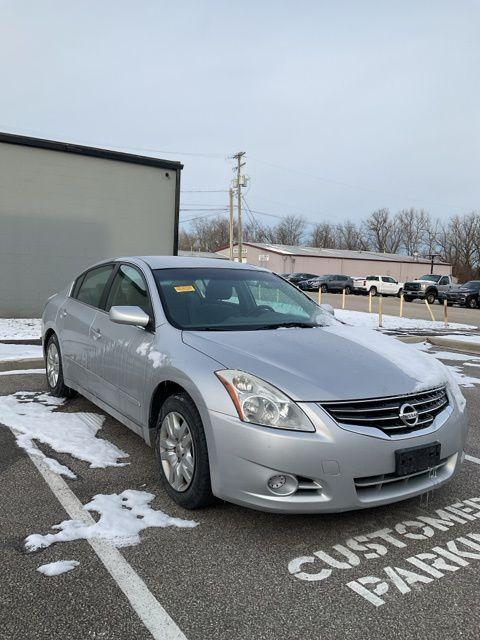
[[74, 265, 114, 309]]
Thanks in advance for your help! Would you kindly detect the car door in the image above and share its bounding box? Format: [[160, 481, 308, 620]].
[[58, 263, 115, 392], [381, 276, 396, 295], [437, 276, 451, 297], [88, 263, 155, 428]]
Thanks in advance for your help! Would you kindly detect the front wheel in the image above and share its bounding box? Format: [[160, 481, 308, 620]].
[[397, 288, 403, 298], [321, 284, 328, 293], [426, 291, 437, 305], [403, 295, 413, 302], [45, 334, 75, 398], [369, 286, 378, 296], [155, 393, 214, 509], [344, 286, 351, 295]]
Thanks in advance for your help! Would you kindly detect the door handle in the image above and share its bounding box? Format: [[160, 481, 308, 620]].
[[91, 328, 102, 340]]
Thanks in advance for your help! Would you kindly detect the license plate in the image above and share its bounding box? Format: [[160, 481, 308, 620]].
[[395, 442, 441, 476]]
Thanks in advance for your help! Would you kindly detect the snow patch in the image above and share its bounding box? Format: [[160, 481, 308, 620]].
[[0, 344, 43, 362], [0, 392, 128, 478], [446, 365, 480, 388], [37, 560, 79, 576], [335, 309, 474, 331], [324, 325, 448, 392], [0, 318, 41, 340], [25, 490, 198, 552]]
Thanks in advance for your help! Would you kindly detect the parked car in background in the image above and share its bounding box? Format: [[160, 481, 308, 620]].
[[283, 272, 318, 285], [444, 281, 480, 309], [403, 274, 457, 304], [42, 256, 468, 513], [352, 275, 404, 297], [299, 274, 354, 293]]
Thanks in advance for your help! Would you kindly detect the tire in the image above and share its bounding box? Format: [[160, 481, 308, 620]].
[[45, 334, 76, 398], [426, 290, 437, 305], [321, 284, 328, 293], [154, 392, 214, 510], [369, 286, 378, 296], [344, 286, 351, 295], [404, 295, 413, 302], [397, 288, 403, 298], [466, 296, 478, 309]]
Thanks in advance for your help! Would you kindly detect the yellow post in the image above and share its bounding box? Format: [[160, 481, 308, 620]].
[[424, 298, 435, 322], [318, 288, 322, 305], [378, 295, 383, 327], [369, 290, 373, 313], [444, 298, 448, 327], [342, 288, 346, 310], [399, 292, 404, 318]]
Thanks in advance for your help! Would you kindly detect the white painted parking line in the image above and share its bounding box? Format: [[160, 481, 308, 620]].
[[465, 454, 480, 465], [0, 368, 45, 376], [12, 427, 188, 640]]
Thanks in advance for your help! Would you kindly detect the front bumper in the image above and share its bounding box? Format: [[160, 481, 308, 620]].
[[206, 400, 468, 513], [404, 289, 425, 298]]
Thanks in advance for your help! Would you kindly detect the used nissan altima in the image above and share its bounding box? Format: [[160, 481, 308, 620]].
[[42, 256, 468, 513]]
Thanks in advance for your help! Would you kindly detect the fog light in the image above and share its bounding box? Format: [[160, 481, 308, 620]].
[[267, 473, 298, 496]]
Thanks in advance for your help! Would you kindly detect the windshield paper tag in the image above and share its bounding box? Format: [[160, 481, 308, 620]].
[[174, 285, 195, 293]]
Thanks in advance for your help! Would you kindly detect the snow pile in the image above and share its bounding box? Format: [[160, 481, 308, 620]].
[[446, 365, 480, 388], [431, 334, 480, 346], [335, 309, 474, 331], [37, 560, 79, 576], [0, 318, 42, 340], [25, 490, 198, 552], [0, 392, 128, 478], [0, 344, 43, 362], [324, 325, 448, 391]]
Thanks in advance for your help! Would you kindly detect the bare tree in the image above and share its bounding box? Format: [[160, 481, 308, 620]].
[[310, 222, 338, 248], [396, 208, 431, 255], [363, 208, 402, 253], [272, 215, 307, 245], [336, 220, 368, 250]]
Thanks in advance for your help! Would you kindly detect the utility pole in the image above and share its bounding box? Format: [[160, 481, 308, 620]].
[[229, 187, 234, 260], [233, 152, 246, 262]]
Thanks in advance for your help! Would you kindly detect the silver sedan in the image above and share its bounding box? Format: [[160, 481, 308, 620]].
[[42, 256, 468, 513]]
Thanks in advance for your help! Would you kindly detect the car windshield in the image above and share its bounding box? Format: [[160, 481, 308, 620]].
[[420, 274, 441, 282], [462, 281, 480, 287], [153, 268, 338, 331]]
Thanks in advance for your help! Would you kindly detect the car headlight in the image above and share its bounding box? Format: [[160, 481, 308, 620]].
[[420, 283, 427, 289], [215, 370, 314, 432]]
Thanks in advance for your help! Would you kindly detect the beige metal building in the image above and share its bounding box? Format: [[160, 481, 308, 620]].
[[216, 242, 451, 281], [0, 132, 182, 317]]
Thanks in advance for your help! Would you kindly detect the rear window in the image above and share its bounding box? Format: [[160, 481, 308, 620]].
[[74, 264, 114, 309]]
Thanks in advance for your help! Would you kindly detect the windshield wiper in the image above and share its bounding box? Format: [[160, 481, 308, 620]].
[[254, 322, 318, 330]]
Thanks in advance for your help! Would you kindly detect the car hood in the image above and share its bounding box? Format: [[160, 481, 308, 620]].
[[182, 325, 448, 401]]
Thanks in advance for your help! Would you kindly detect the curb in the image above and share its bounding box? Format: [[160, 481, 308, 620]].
[[426, 336, 480, 354]]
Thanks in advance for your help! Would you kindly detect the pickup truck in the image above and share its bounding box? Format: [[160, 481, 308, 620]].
[[352, 275, 404, 297], [402, 274, 457, 304]]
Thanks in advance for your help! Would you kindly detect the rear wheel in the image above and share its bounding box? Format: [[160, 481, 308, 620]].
[[155, 393, 214, 509], [466, 296, 478, 309], [45, 334, 75, 398], [321, 284, 328, 293]]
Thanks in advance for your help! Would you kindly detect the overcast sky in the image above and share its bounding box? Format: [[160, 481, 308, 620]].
[[1, 0, 479, 230]]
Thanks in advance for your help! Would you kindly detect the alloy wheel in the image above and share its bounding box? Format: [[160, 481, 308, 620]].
[[159, 411, 195, 492], [46, 341, 60, 388]]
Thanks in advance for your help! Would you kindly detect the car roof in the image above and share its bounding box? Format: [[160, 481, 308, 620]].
[[118, 256, 267, 271]]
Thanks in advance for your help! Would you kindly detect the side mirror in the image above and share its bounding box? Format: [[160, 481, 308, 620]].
[[319, 303, 335, 316], [109, 305, 150, 328]]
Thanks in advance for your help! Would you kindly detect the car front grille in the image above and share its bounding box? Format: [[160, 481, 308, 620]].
[[404, 283, 421, 291], [320, 386, 449, 436]]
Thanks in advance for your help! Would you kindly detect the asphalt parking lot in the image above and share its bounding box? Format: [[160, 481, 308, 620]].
[[2, 348, 480, 640]]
